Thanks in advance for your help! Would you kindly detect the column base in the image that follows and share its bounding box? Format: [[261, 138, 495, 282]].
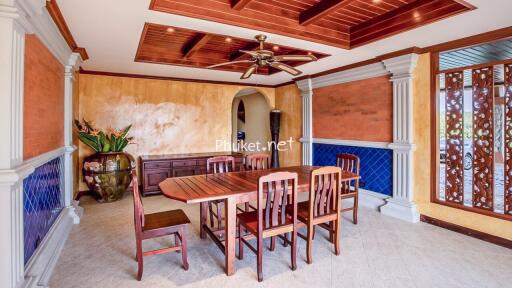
[[380, 198, 420, 223]]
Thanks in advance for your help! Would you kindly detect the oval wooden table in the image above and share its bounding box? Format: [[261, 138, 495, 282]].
[[159, 165, 360, 276]]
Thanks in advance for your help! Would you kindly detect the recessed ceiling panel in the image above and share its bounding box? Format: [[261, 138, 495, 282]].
[[135, 23, 329, 75], [149, 0, 475, 49]]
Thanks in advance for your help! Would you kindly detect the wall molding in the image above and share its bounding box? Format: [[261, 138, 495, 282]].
[[309, 138, 391, 149], [312, 62, 390, 89], [15, 0, 73, 66]]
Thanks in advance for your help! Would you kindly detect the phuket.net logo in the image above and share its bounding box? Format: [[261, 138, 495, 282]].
[[216, 137, 295, 152]]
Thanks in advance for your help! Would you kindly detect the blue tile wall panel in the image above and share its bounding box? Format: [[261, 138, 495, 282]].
[[313, 143, 393, 196], [23, 156, 64, 265]]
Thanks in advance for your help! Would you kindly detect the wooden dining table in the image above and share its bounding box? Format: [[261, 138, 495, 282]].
[[158, 165, 359, 276]]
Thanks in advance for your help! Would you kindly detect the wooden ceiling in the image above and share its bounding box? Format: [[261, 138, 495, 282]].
[[149, 0, 475, 49], [135, 23, 329, 75]]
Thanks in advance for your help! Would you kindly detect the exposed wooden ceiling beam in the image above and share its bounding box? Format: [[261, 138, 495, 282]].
[[299, 0, 358, 26], [231, 0, 253, 11], [181, 33, 212, 59], [229, 43, 260, 61]]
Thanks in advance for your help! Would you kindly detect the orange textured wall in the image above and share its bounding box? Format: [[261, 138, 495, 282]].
[[24, 34, 64, 160], [312, 76, 393, 142]]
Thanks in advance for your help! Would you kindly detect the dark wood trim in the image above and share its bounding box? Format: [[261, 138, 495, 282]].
[[430, 52, 440, 204], [46, 0, 89, 61], [299, 0, 357, 26], [230, 0, 253, 10], [79, 69, 280, 88], [181, 33, 212, 59], [424, 26, 512, 53], [420, 215, 512, 249]]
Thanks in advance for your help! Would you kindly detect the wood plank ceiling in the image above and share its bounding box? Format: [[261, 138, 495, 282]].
[[149, 0, 475, 49], [439, 38, 512, 87], [135, 23, 329, 75]]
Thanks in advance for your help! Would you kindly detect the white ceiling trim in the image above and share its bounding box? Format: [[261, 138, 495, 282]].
[[58, 0, 512, 86]]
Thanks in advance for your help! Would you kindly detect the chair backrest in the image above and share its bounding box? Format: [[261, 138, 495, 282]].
[[308, 167, 341, 219], [336, 153, 360, 194], [336, 153, 360, 175], [207, 156, 236, 174], [245, 153, 270, 171], [131, 170, 144, 232], [257, 172, 298, 232]]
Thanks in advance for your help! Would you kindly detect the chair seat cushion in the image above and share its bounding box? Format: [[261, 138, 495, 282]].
[[237, 210, 293, 234], [143, 209, 190, 232]]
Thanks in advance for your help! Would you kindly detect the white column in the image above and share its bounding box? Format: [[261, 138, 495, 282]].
[[382, 54, 420, 223], [296, 78, 313, 165], [0, 2, 27, 287], [64, 53, 83, 223]]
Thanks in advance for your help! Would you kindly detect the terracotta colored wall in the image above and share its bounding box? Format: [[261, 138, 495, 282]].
[[412, 53, 512, 240], [312, 76, 392, 142], [275, 84, 302, 167], [24, 34, 64, 160]]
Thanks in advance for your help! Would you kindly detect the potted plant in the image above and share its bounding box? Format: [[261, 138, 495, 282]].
[[75, 119, 135, 202]]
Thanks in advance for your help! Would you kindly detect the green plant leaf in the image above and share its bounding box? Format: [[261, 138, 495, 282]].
[[102, 142, 111, 152], [119, 124, 132, 139], [78, 132, 100, 152], [111, 134, 117, 152], [118, 139, 129, 151]]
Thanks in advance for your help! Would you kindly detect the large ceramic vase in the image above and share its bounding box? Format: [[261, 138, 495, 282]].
[[83, 152, 134, 202]]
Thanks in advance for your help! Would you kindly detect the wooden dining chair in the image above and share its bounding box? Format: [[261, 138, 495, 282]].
[[237, 171, 298, 282], [286, 166, 342, 264], [336, 153, 360, 224], [245, 153, 270, 171], [206, 156, 236, 231], [131, 170, 190, 281]]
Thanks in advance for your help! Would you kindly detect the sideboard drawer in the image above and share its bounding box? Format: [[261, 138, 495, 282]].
[[172, 160, 197, 167], [144, 161, 171, 169], [196, 159, 207, 166]]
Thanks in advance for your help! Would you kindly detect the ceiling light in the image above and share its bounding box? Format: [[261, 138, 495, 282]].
[[413, 11, 421, 21], [307, 51, 313, 55], [272, 45, 279, 51], [225, 37, 232, 42], [166, 27, 175, 33], [372, 0, 382, 4]]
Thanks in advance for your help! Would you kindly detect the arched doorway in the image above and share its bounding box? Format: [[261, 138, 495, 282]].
[[231, 89, 271, 153]]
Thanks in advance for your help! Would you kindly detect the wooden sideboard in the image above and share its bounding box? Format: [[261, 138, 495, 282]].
[[140, 152, 244, 196]]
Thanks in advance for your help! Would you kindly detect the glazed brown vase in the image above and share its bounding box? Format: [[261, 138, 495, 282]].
[[82, 152, 135, 202]]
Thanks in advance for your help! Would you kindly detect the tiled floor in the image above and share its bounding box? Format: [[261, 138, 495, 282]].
[[50, 195, 512, 288]]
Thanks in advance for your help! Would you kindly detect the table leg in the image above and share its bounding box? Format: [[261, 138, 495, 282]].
[[200, 202, 207, 239], [224, 197, 236, 276]]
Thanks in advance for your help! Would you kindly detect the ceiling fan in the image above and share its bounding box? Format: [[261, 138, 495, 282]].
[[207, 34, 318, 79]]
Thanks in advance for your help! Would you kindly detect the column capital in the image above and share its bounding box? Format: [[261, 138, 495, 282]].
[[383, 53, 419, 79], [296, 78, 313, 95], [65, 53, 83, 78]]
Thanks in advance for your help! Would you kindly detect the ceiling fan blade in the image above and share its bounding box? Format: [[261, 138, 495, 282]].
[[239, 50, 260, 57], [269, 61, 302, 76], [207, 60, 254, 68], [273, 54, 318, 62], [241, 64, 258, 79]]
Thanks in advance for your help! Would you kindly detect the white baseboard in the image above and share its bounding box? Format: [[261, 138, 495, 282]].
[[22, 206, 81, 288], [380, 198, 420, 223]]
